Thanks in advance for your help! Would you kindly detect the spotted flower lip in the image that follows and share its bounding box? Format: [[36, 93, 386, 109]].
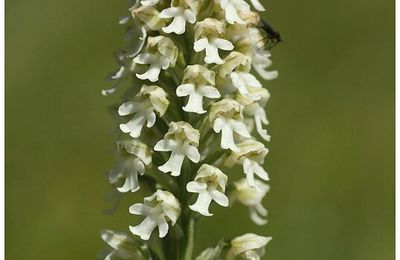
[[154, 121, 200, 176], [118, 85, 169, 138], [187, 164, 229, 216], [129, 190, 181, 240]]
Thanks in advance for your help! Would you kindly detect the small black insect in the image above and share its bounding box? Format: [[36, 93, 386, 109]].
[[258, 18, 282, 50]]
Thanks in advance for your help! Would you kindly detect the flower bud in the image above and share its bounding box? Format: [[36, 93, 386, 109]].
[[131, 5, 165, 31], [100, 230, 144, 260], [228, 233, 272, 260]]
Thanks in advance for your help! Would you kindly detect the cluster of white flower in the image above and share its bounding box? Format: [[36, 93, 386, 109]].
[[102, 0, 278, 259]]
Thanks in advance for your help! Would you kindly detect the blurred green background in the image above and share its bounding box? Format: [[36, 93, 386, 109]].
[[5, 0, 394, 259]]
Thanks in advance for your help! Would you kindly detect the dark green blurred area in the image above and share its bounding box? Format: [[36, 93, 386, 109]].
[[5, 0, 394, 259]]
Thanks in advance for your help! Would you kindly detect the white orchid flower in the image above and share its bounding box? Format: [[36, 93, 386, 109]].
[[109, 140, 152, 193], [176, 65, 220, 114], [194, 37, 234, 64], [119, 85, 169, 138], [216, 51, 262, 98], [159, 0, 198, 34], [154, 121, 200, 176], [230, 71, 262, 96], [227, 233, 272, 260], [133, 36, 178, 82], [237, 88, 271, 141], [233, 178, 269, 225], [193, 18, 234, 64], [134, 53, 169, 82], [252, 50, 278, 80], [100, 230, 143, 260], [131, 5, 165, 31], [224, 139, 269, 188], [253, 106, 270, 141], [217, 0, 250, 24], [129, 190, 181, 240], [187, 164, 229, 216], [217, 51, 250, 79], [226, 21, 261, 50], [209, 99, 251, 152]]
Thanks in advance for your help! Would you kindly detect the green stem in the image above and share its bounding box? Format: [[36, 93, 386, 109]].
[[183, 218, 195, 260]]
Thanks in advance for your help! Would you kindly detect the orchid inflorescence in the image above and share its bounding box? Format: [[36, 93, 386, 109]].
[[101, 0, 278, 259]]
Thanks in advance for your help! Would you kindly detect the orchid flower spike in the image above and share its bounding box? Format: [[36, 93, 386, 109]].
[[104, 0, 280, 256]]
